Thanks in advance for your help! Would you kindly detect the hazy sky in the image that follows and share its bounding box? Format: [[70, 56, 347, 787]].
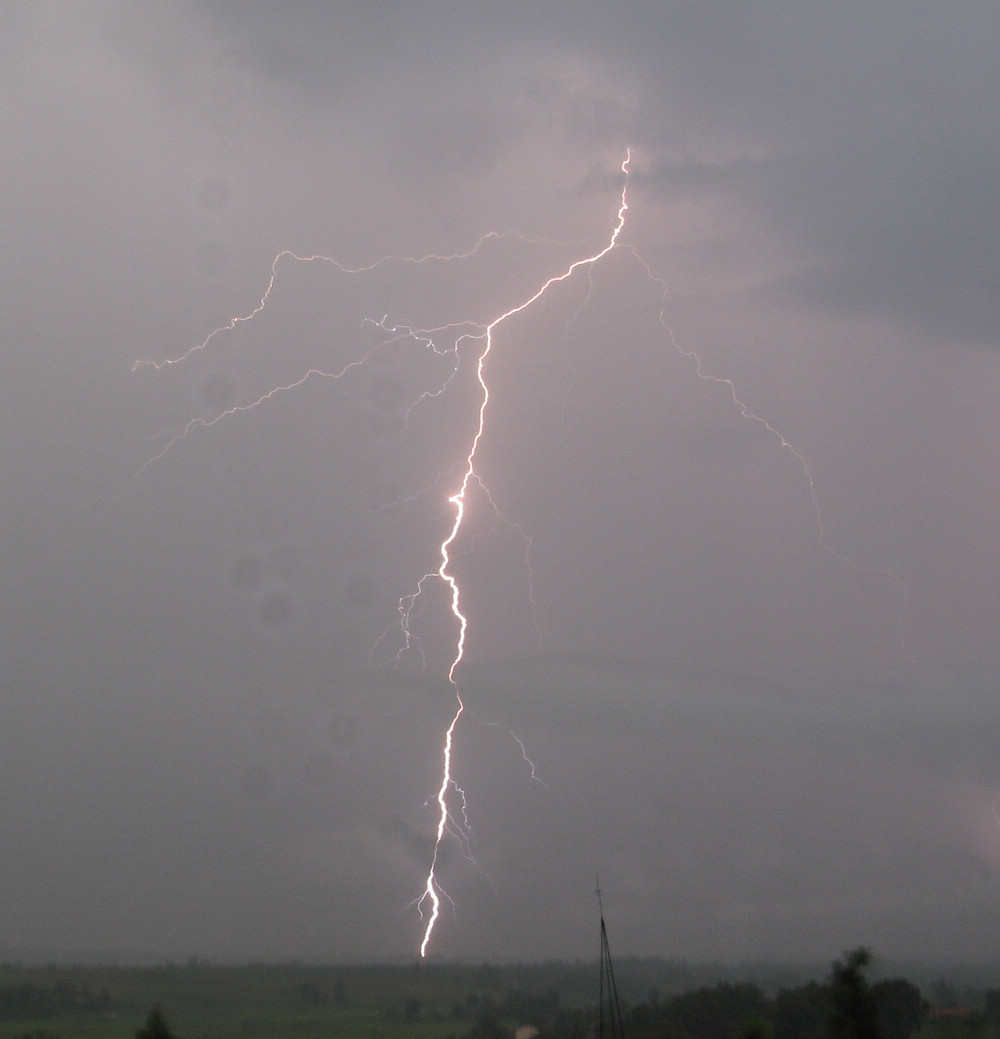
[[4, 2, 1000, 964]]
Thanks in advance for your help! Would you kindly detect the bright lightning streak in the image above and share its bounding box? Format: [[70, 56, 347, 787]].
[[132, 144, 910, 959], [412, 151, 632, 956], [133, 233, 551, 373], [130, 356, 375, 485]]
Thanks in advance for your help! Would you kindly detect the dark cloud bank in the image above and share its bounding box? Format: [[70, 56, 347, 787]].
[[3, 3, 1000, 963]]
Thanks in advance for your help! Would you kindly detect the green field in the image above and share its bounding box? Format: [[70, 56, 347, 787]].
[[1, 959, 997, 1039], [0, 962, 590, 1039]]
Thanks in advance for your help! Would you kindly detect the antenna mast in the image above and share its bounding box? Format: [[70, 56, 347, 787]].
[[596, 880, 625, 1039]]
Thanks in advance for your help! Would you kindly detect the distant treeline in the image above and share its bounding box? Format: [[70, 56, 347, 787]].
[[0, 952, 998, 1039], [530, 949, 1000, 1039], [0, 978, 114, 1019], [534, 977, 924, 1039]]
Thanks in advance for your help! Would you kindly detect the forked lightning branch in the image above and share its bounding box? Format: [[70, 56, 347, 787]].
[[133, 149, 904, 956]]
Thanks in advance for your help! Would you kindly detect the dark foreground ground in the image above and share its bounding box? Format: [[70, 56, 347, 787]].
[[0, 958, 997, 1039]]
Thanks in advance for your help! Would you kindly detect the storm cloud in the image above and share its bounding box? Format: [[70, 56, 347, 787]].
[[3, 2, 1000, 963]]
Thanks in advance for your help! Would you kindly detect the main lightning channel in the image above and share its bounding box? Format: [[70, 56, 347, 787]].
[[414, 150, 632, 956], [129, 145, 910, 958]]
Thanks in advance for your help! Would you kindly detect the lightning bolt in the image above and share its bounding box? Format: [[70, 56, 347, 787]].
[[411, 152, 631, 955], [409, 148, 910, 951], [131, 145, 909, 957]]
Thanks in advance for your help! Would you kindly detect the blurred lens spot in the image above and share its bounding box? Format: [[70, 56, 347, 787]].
[[270, 542, 297, 579], [345, 404, 380, 440], [239, 764, 273, 800], [199, 370, 236, 412], [313, 673, 351, 703], [230, 552, 265, 590], [342, 574, 376, 609], [327, 712, 360, 748], [305, 751, 336, 784], [258, 589, 294, 629], [198, 175, 232, 211], [369, 374, 402, 412], [196, 239, 228, 276], [255, 706, 288, 745]]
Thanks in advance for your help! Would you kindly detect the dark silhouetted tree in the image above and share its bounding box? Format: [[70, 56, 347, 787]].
[[626, 982, 766, 1039], [136, 1004, 176, 1039], [771, 980, 828, 1039], [871, 978, 926, 1039], [984, 989, 1000, 1026], [829, 948, 879, 1039]]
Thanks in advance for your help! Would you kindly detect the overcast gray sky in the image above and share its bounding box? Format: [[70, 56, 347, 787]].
[[4, 2, 1000, 964]]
